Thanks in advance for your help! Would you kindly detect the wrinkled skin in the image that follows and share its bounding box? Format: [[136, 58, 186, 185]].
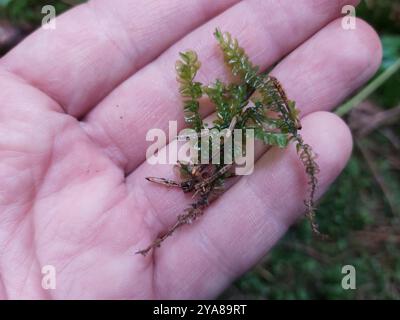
[[0, 0, 381, 299]]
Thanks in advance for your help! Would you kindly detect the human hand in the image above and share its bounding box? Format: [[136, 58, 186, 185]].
[[0, 0, 381, 299]]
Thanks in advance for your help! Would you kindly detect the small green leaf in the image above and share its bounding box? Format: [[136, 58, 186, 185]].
[[254, 128, 289, 148]]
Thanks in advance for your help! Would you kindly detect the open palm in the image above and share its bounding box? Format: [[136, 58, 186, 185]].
[[0, 0, 381, 299]]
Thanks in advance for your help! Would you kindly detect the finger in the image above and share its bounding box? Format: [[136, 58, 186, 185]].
[[83, 0, 360, 173], [153, 111, 353, 298], [0, 0, 239, 117], [127, 17, 381, 232]]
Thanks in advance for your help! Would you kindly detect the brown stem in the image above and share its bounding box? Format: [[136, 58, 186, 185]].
[[136, 200, 208, 256]]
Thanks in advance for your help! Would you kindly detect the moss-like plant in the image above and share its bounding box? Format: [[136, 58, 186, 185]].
[[137, 29, 320, 256]]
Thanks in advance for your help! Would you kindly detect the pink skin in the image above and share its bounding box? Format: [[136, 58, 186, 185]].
[[0, 0, 381, 299]]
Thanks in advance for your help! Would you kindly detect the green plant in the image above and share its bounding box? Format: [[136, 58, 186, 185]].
[[137, 29, 320, 256]]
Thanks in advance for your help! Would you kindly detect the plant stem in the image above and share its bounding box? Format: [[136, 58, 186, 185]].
[[336, 58, 400, 117]]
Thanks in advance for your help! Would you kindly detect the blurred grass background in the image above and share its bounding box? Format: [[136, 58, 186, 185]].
[[0, 0, 399, 300]]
